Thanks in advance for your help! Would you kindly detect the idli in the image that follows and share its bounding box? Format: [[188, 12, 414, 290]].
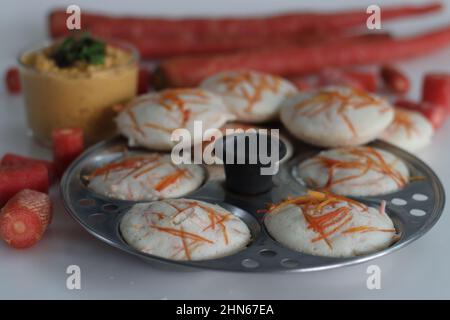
[[120, 199, 251, 260]]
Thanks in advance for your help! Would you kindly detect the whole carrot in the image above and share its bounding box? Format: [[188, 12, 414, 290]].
[[114, 30, 345, 59], [157, 25, 450, 87], [49, 3, 441, 38], [133, 30, 390, 59]]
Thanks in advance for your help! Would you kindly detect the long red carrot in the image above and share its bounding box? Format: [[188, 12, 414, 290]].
[[127, 30, 391, 59], [156, 25, 450, 87], [48, 3, 441, 58], [109, 31, 344, 59], [49, 3, 441, 38]]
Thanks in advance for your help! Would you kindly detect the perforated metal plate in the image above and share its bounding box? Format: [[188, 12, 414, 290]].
[[61, 136, 445, 272]]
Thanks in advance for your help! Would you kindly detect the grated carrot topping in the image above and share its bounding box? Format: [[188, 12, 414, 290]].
[[149, 199, 237, 259], [265, 190, 377, 248], [90, 155, 159, 179], [158, 89, 209, 127], [389, 109, 419, 138], [264, 191, 395, 248], [347, 147, 407, 186], [321, 209, 350, 229], [154, 169, 187, 192], [270, 190, 326, 210], [304, 147, 407, 191], [219, 220, 229, 245], [154, 212, 165, 220], [311, 215, 353, 243], [149, 225, 214, 244], [303, 211, 333, 249], [342, 226, 396, 234], [133, 162, 163, 178], [143, 123, 176, 133], [219, 72, 281, 112], [127, 89, 210, 138], [198, 204, 217, 231], [169, 201, 199, 220], [307, 190, 328, 199], [198, 204, 231, 245], [294, 88, 386, 138], [150, 222, 213, 261], [127, 109, 146, 137], [325, 193, 368, 211], [316, 198, 336, 211], [311, 206, 350, 226], [340, 112, 358, 137], [303, 205, 352, 248], [179, 226, 191, 260]]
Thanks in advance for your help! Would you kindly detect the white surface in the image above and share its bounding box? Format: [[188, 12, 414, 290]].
[[0, 0, 450, 299]]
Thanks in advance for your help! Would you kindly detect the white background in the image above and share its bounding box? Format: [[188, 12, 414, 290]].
[[1, 0, 450, 299]]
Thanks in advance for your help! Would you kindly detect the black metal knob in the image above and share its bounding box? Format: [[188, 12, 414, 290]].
[[214, 132, 286, 195]]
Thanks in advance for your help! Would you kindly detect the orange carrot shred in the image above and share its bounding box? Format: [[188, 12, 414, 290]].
[[179, 226, 191, 260], [294, 88, 386, 137], [149, 225, 214, 244], [219, 72, 282, 112], [127, 109, 146, 137], [158, 89, 207, 126], [307, 147, 407, 191], [388, 109, 420, 139], [199, 204, 231, 245], [342, 226, 396, 234], [154, 169, 187, 191], [90, 155, 159, 178], [311, 215, 352, 243], [264, 190, 378, 248], [144, 123, 176, 133], [133, 162, 163, 178]]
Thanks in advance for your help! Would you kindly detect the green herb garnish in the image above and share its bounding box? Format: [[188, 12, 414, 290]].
[[51, 33, 106, 68]]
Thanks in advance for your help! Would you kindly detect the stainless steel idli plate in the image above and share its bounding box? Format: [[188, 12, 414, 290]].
[[61, 136, 445, 272]]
